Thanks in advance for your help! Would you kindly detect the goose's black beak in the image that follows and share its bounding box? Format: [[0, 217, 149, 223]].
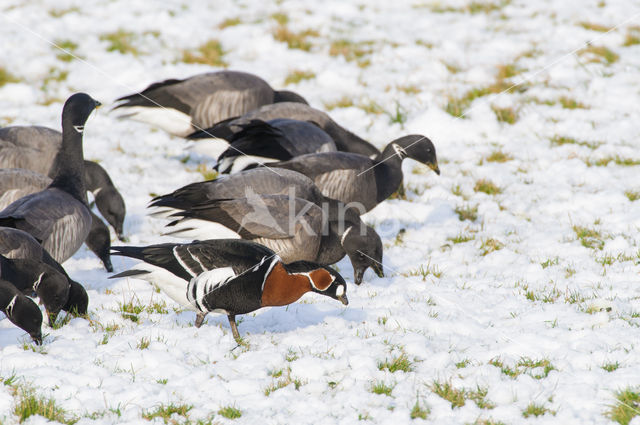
[[372, 262, 384, 278], [429, 162, 440, 175], [338, 294, 349, 306]]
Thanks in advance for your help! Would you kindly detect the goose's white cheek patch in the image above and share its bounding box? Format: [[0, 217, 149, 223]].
[[336, 285, 344, 297]]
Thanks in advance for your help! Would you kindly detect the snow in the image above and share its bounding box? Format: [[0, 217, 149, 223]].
[[1, 0, 640, 423]]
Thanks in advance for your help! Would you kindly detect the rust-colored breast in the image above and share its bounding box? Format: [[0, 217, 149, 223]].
[[261, 262, 311, 307]]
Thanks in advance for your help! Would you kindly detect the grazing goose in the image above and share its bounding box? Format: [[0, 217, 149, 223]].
[[0, 254, 69, 324], [0, 278, 43, 344], [112, 70, 308, 137], [0, 168, 114, 271], [111, 239, 347, 341], [204, 118, 337, 173], [149, 168, 384, 284], [0, 93, 101, 263], [261, 134, 440, 212], [187, 102, 380, 157], [0, 228, 88, 316], [0, 127, 126, 239]]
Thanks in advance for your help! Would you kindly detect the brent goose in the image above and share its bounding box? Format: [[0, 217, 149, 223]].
[[261, 134, 440, 212], [0, 127, 126, 240], [0, 254, 69, 324], [150, 168, 384, 284], [205, 119, 337, 173], [0, 93, 101, 263], [113, 70, 308, 137], [0, 278, 43, 344], [0, 228, 88, 316], [187, 102, 380, 157], [0, 168, 114, 271], [111, 239, 347, 341]]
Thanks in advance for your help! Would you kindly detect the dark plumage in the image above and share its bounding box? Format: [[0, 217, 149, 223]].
[[0, 254, 70, 324], [149, 168, 384, 284], [0, 93, 101, 263], [0, 278, 43, 344], [206, 119, 337, 173], [113, 71, 308, 137], [262, 134, 440, 212], [0, 127, 127, 240], [187, 102, 380, 157], [0, 224, 88, 316], [0, 168, 114, 271], [111, 239, 347, 341]]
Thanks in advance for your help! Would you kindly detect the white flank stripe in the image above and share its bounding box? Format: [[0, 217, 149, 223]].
[[32, 272, 45, 291], [173, 246, 197, 278], [6, 294, 18, 317], [187, 247, 207, 274]]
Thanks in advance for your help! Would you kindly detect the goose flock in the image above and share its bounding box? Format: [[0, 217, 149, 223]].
[[0, 70, 439, 343]]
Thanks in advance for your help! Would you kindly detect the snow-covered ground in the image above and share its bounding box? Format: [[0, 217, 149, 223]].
[[1, 0, 640, 423]]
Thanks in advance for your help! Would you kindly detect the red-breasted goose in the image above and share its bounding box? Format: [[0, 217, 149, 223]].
[[111, 239, 347, 341], [112, 70, 308, 137], [0, 93, 101, 263], [149, 168, 384, 284], [261, 134, 440, 212]]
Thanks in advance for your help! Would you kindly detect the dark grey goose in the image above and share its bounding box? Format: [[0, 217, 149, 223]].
[[187, 102, 380, 157], [0, 168, 114, 271], [260, 134, 440, 212], [0, 227, 88, 316], [0, 93, 101, 264], [0, 126, 126, 240], [113, 70, 308, 137], [0, 278, 43, 344], [150, 168, 384, 284]]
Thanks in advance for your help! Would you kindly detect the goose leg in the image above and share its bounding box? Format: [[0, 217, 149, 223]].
[[195, 312, 206, 328], [227, 314, 240, 341]]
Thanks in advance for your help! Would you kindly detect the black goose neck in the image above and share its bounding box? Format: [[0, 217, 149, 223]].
[[48, 116, 87, 203]]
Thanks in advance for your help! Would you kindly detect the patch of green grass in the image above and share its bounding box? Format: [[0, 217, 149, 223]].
[[579, 21, 613, 32], [54, 39, 79, 62], [324, 96, 354, 110], [492, 105, 518, 124], [0, 67, 19, 87], [625, 191, 640, 201], [607, 388, 640, 424], [586, 156, 640, 167], [378, 353, 414, 373], [100, 30, 138, 55], [218, 405, 242, 420], [48, 7, 80, 17], [263, 368, 305, 396], [194, 164, 218, 181], [146, 300, 168, 315], [479, 238, 504, 256], [270, 12, 289, 26], [370, 380, 395, 396], [558, 96, 587, 109], [522, 402, 553, 418], [182, 40, 226, 67], [444, 74, 524, 118], [387, 102, 408, 126], [469, 420, 506, 425], [284, 70, 315, 85], [624, 32, 640, 46], [272, 26, 318, 51], [448, 232, 475, 244], [118, 298, 145, 322], [403, 262, 442, 280], [540, 257, 559, 269], [489, 357, 556, 379], [602, 361, 621, 372], [329, 39, 374, 67], [474, 179, 502, 195], [359, 100, 385, 115], [142, 403, 192, 423], [431, 381, 494, 409], [14, 386, 76, 424], [410, 399, 430, 419], [550, 135, 600, 149], [455, 204, 478, 222], [573, 225, 605, 250], [485, 150, 512, 163], [455, 359, 471, 369], [489, 358, 518, 378], [219, 17, 242, 29], [578, 45, 619, 65], [285, 348, 299, 362], [136, 337, 150, 350]]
